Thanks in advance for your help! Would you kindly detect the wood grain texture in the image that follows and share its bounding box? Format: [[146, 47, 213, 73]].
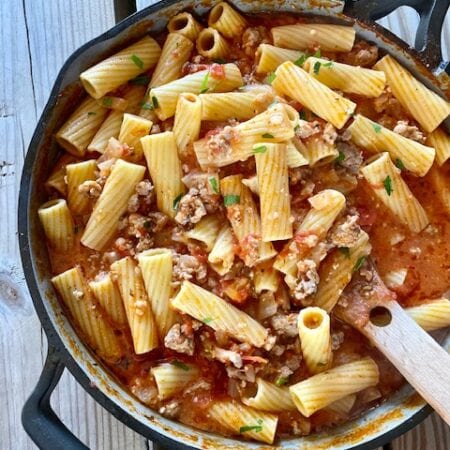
[[0, 0, 448, 449]]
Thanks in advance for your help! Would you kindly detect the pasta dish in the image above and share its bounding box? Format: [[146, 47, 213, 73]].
[[38, 2, 450, 444]]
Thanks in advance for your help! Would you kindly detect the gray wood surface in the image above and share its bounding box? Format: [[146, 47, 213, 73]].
[[0, 1, 448, 449]]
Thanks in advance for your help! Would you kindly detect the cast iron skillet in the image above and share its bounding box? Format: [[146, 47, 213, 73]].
[[18, 1, 450, 449]]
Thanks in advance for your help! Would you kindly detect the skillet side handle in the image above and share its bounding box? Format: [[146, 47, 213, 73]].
[[114, 0, 137, 22], [22, 345, 88, 450], [344, 0, 450, 73]]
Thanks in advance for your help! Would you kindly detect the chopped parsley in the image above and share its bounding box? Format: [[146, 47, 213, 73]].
[[209, 177, 219, 194], [294, 54, 307, 67], [131, 54, 144, 69], [313, 49, 322, 58], [395, 158, 406, 170], [323, 61, 333, 68], [223, 195, 240, 206], [212, 58, 226, 64], [170, 360, 190, 371], [383, 175, 393, 196], [275, 376, 288, 387], [140, 101, 154, 110], [353, 255, 366, 273], [200, 71, 210, 94], [87, 111, 96, 116], [203, 317, 213, 324], [240, 420, 263, 433], [102, 97, 113, 107], [335, 151, 345, 164], [372, 123, 382, 133], [151, 96, 159, 109], [266, 72, 276, 84], [253, 145, 267, 154], [131, 74, 150, 85], [262, 133, 274, 139], [339, 247, 350, 258], [313, 61, 321, 75], [173, 193, 184, 210], [299, 110, 308, 121]]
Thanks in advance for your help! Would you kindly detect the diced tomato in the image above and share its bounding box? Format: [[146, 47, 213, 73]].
[[210, 63, 226, 79]]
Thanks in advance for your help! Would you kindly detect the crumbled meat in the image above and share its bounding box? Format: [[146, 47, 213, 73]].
[[172, 253, 207, 283], [392, 120, 426, 143], [207, 126, 239, 162], [328, 214, 362, 248], [164, 323, 195, 356], [292, 418, 311, 436], [238, 233, 260, 267], [339, 41, 378, 67], [181, 173, 221, 214], [331, 331, 345, 350], [78, 180, 102, 198], [322, 123, 338, 145], [295, 121, 321, 139], [242, 26, 270, 57], [226, 363, 262, 384], [291, 259, 319, 304], [335, 142, 363, 175], [373, 87, 402, 117], [130, 376, 158, 405], [278, 353, 302, 379], [257, 291, 278, 321], [213, 347, 243, 368], [159, 399, 181, 419], [270, 313, 299, 338], [183, 379, 212, 395], [127, 180, 154, 213], [114, 236, 134, 254], [174, 188, 207, 226], [181, 58, 209, 75]]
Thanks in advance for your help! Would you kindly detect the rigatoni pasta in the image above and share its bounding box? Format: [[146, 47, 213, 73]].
[[152, 363, 199, 399], [405, 298, 450, 331], [208, 2, 247, 38], [66, 160, 97, 215], [196, 27, 230, 59], [173, 93, 202, 155], [256, 44, 305, 74], [167, 12, 202, 40], [243, 378, 296, 412]]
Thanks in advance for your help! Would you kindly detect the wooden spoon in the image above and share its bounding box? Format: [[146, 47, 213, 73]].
[[334, 259, 450, 425]]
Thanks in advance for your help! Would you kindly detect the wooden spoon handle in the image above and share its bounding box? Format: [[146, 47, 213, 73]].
[[362, 300, 450, 425]]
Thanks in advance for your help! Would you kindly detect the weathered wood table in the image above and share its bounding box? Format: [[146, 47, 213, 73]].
[[0, 1, 449, 449]]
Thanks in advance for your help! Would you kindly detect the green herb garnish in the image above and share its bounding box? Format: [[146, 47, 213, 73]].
[[209, 177, 219, 194], [253, 145, 267, 154], [395, 158, 406, 170], [339, 247, 350, 258], [152, 96, 159, 109], [240, 420, 263, 433], [131, 74, 150, 85], [275, 376, 288, 387], [262, 133, 274, 139], [203, 317, 213, 324], [353, 255, 366, 272], [383, 175, 393, 196], [87, 111, 96, 116], [266, 72, 276, 84], [372, 123, 382, 133], [140, 101, 154, 110], [102, 97, 113, 107], [131, 54, 144, 69], [173, 193, 184, 210], [200, 71, 210, 94], [313, 61, 321, 75], [335, 151, 345, 164], [171, 360, 189, 371], [323, 61, 333, 68], [223, 195, 240, 206], [313, 49, 322, 58], [294, 54, 307, 67], [299, 110, 307, 121]]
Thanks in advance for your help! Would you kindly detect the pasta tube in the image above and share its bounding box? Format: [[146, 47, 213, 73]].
[[208, 400, 278, 444], [361, 153, 429, 233], [208, 2, 247, 39], [271, 24, 356, 52], [151, 362, 199, 400], [194, 103, 298, 168], [299, 133, 338, 166], [428, 165, 450, 216], [289, 357, 379, 417], [45, 154, 76, 196], [243, 378, 296, 412], [80, 36, 161, 99], [208, 224, 235, 275], [141, 131, 185, 218], [374, 55, 450, 132], [111, 257, 159, 354], [313, 231, 371, 312], [255, 143, 293, 241], [81, 159, 145, 250], [171, 281, 268, 348], [286, 139, 309, 168], [304, 57, 386, 97], [138, 249, 178, 339], [221, 174, 276, 266], [298, 307, 332, 374], [254, 260, 279, 294], [185, 215, 221, 251], [348, 115, 435, 177], [52, 267, 123, 361], [272, 61, 356, 129], [427, 127, 450, 166], [149, 63, 243, 120], [326, 395, 356, 415], [118, 113, 153, 160], [55, 97, 108, 156], [256, 44, 305, 74], [196, 28, 230, 59], [173, 93, 202, 155], [38, 199, 75, 251], [66, 160, 97, 215], [405, 298, 450, 331], [167, 12, 202, 40]]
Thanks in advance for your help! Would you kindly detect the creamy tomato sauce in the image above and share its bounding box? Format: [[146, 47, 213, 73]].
[[44, 9, 449, 444]]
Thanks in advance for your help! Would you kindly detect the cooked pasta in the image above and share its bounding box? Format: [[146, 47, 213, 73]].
[[427, 127, 450, 166], [243, 378, 296, 412], [207, 224, 235, 275], [196, 27, 230, 59], [167, 12, 202, 40], [151, 363, 200, 399], [405, 298, 450, 331], [66, 160, 97, 215], [208, 2, 247, 38], [173, 93, 202, 155], [256, 44, 305, 74]]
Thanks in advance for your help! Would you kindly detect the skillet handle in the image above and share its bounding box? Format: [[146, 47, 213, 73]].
[[344, 0, 450, 72], [22, 345, 88, 450]]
